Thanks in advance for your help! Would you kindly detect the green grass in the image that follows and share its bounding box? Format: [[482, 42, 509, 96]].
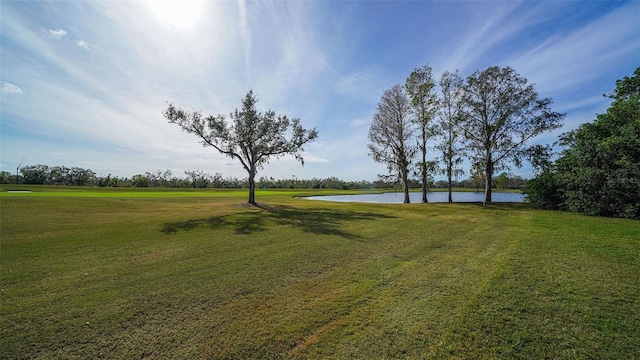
[[1, 187, 638, 359]]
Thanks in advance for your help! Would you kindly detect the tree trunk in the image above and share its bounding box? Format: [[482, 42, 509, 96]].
[[422, 169, 428, 203], [403, 168, 411, 204], [421, 139, 428, 203], [484, 159, 493, 203], [248, 170, 257, 205], [447, 164, 453, 203]]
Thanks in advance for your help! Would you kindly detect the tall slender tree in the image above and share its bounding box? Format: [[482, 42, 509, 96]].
[[405, 65, 439, 203], [436, 70, 465, 203], [164, 90, 318, 205], [368, 85, 415, 203], [459, 66, 564, 203]]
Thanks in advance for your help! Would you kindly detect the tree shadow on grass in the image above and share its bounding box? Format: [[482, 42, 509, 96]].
[[161, 204, 396, 239]]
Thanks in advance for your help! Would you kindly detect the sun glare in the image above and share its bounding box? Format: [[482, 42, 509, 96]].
[[148, 0, 203, 28]]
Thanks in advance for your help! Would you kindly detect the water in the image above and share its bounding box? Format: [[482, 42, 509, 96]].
[[304, 191, 524, 204]]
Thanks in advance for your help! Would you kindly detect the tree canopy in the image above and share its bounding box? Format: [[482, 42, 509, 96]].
[[459, 66, 564, 202], [164, 91, 318, 205], [436, 70, 465, 203], [405, 65, 439, 203], [368, 85, 415, 203], [525, 67, 640, 219]]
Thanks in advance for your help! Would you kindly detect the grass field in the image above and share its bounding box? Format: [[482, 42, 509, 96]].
[[1, 186, 639, 359]]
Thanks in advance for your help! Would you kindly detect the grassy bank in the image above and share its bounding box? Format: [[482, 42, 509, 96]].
[[1, 188, 638, 359]]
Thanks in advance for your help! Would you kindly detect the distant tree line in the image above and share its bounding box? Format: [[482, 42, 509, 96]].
[[524, 67, 639, 219], [1, 164, 526, 191], [2, 165, 97, 186], [433, 172, 527, 191]]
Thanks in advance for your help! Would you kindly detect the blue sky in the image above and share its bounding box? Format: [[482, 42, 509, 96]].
[[1, 0, 638, 181]]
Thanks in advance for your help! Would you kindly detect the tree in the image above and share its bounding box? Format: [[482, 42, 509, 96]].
[[97, 174, 112, 188], [436, 70, 465, 202], [49, 166, 70, 185], [405, 65, 439, 203], [185, 170, 210, 188], [523, 171, 562, 210], [131, 174, 150, 187], [469, 161, 485, 192], [459, 66, 564, 202], [522, 144, 563, 209], [164, 90, 318, 205], [554, 67, 640, 218], [20, 164, 49, 184], [494, 172, 509, 189], [0, 171, 12, 184], [69, 167, 96, 186], [368, 84, 415, 203]]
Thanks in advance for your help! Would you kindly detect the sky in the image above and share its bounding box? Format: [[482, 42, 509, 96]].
[[1, 0, 639, 182]]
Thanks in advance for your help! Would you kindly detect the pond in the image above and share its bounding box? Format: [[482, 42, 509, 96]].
[[303, 191, 524, 204]]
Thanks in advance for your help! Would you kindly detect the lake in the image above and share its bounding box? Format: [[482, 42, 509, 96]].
[[304, 191, 524, 204]]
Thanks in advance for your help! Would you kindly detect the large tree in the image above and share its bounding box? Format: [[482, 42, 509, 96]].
[[163, 90, 318, 205], [405, 65, 439, 203], [436, 70, 465, 203], [459, 66, 564, 202], [368, 84, 415, 204], [554, 67, 640, 218]]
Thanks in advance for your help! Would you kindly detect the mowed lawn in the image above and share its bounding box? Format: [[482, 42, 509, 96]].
[[1, 187, 639, 359]]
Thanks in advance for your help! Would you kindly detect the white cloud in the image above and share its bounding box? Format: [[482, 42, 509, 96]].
[[74, 39, 92, 51], [48, 28, 67, 39], [1, 81, 23, 94]]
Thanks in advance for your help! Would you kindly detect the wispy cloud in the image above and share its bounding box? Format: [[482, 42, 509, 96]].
[[299, 153, 330, 164], [48, 28, 67, 39], [74, 39, 92, 51], [509, 3, 639, 95], [1, 81, 23, 94], [429, 2, 526, 73], [237, 0, 251, 81], [248, 1, 329, 106], [2, 1, 636, 181], [335, 66, 392, 104]]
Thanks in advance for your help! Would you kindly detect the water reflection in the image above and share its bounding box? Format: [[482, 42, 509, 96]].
[[304, 191, 524, 204]]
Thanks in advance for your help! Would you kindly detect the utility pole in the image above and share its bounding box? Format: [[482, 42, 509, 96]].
[[16, 162, 23, 184]]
